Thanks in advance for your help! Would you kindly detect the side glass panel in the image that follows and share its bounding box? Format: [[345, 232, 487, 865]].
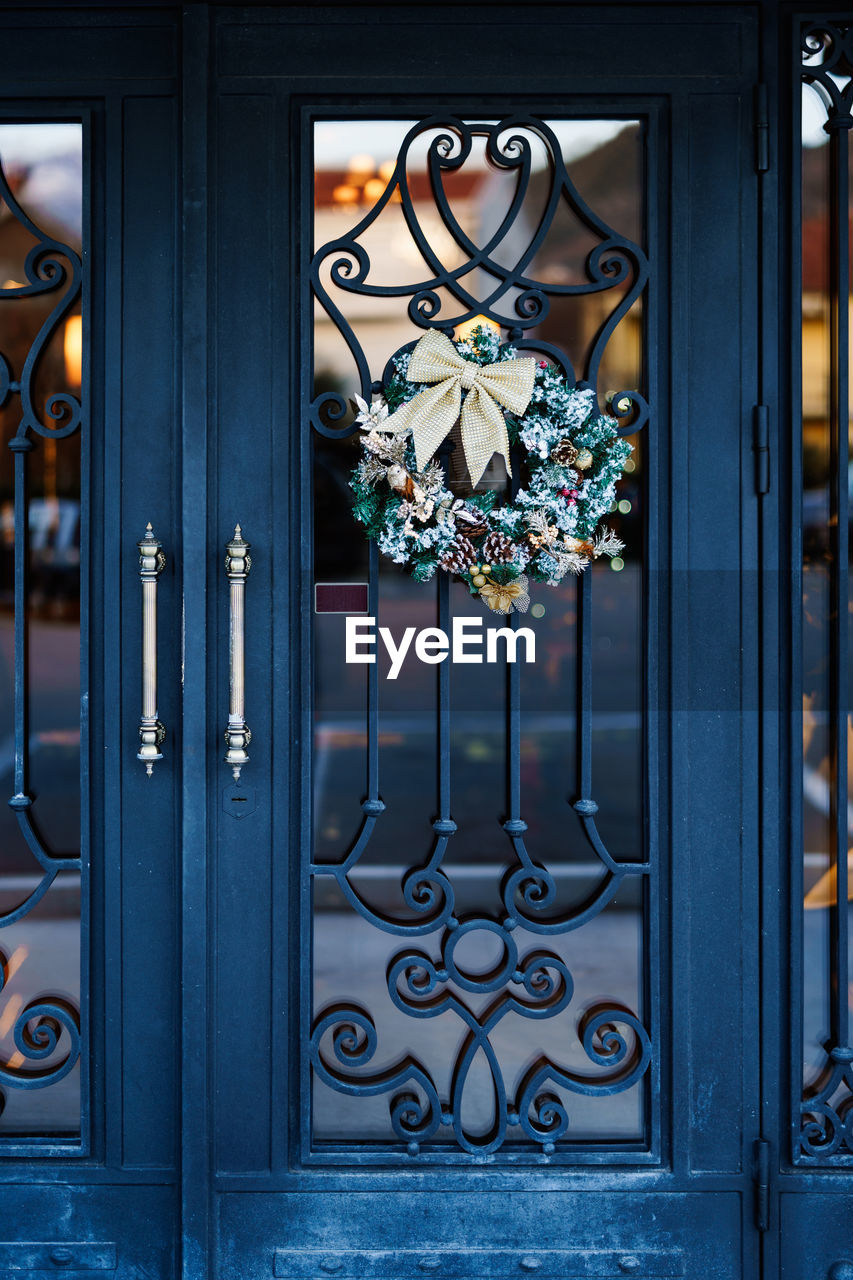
[[308, 116, 654, 1160], [0, 123, 83, 1139], [799, 24, 853, 1161]]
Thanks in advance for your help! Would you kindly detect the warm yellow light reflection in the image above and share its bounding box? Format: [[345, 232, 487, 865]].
[[0, 993, 24, 1038], [347, 153, 376, 175], [805, 850, 853, 908], [455, 315, 501, 342], [6, 945, 28, 980], [378, 159, 396, 182], [332, 184, 360, 205], [363, 177, 386, 202], [64, 314, 82, 388]]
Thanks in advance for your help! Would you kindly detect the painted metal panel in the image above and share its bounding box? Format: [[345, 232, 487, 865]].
[[118, 92, 180, 1173], [780, 1189, 853, 1278], [680, 89, 760, 1177], [212, 87, 276, 1177], [272, 1250, 685, 1278], [215, 9, 743, 82], [218, 1191, 743, 1280]]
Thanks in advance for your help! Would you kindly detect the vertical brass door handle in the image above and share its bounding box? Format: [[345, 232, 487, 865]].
[[137, 523, 166, 775], [223, 525, 251, 780]]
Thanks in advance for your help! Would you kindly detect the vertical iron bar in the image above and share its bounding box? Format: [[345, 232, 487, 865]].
[[792, 56, 805, 1160], [506, 614, 521, 824], [829, 121, 850, 1053], [9, 439, 33, 805], [577, 568, 593, 804], [367, 539, 379, 801], [824, 122, 845, 1049], [506, 437, 522, 826], [437, 570, 450, 820]]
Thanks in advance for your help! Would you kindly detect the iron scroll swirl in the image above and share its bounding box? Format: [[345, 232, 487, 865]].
[[310, 116, 649, 438], [309, 116, 651, 1155], [312, 923, 651, 1156]]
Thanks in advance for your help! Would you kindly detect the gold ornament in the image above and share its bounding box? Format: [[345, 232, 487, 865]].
[[574, 448, 594, 470], [479, 574, 531, 614], [562, 536, 594, 556], [382, 329, 536, 486], [471, 572, 487, 587]]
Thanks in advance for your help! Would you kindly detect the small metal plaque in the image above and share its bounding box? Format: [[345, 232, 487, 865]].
[[314, 582, 369, 614]]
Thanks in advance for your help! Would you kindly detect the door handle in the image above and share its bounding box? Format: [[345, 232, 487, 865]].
[[223, 525, 251, 780], [136, 524, 166, 775]]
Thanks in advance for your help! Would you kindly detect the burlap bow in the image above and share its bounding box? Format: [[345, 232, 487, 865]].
[[384, 330, 537, 487]]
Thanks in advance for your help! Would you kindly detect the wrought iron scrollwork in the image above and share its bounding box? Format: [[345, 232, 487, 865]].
[[802, 22, 853, 129], [0, 952, 80, 1114], [1, 156, 82, 922], [0, 153, 83, 1115], [311, 116, 648, 436], [312, 921, 651, 1156], [309, 116, 651, 1155]]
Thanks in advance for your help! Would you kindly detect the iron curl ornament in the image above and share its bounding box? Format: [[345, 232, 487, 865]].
[[310, 114, 649, 435], [0, 951, 81, 1118]]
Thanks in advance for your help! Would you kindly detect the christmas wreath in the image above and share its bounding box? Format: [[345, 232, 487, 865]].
[[349, 325, 631, 614]]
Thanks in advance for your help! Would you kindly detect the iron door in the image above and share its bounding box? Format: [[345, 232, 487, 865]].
[[208, 6, 764, 1280], [0, 9, 183, 1275]]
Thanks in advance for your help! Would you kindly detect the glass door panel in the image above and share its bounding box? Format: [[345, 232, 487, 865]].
[[0, 121, 83, 1140], [308, 115, 653, 1160]]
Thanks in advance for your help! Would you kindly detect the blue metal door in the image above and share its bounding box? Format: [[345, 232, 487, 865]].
[[0, 6, 850, 1280], [208, 6, 767, 1279]]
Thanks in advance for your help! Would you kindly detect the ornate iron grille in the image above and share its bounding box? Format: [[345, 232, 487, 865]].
[[798, 22, 853, 1162], [306, 116, 653, 1159], [0, 143, 82, 1135]]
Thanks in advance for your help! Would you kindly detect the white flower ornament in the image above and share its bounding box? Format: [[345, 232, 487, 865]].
[[353, 393, 390, 430]]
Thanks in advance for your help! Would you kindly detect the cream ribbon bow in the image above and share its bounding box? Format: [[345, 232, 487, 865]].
[[384, 330, 537, 487]]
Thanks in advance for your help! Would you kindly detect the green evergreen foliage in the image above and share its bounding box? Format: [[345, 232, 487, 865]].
[[348, 327, 631, 610]]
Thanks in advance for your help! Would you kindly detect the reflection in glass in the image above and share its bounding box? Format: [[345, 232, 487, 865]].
[[800, 52, 853, 1157], [0, 123, 83, 1136], [311, 118, 649, 1152]]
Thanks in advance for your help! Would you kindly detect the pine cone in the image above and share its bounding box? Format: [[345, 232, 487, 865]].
[[550, 438, 578, 467], [457, 515, 489, 539], [440, 535, 477, 574], [481, 531, 514, 564]]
